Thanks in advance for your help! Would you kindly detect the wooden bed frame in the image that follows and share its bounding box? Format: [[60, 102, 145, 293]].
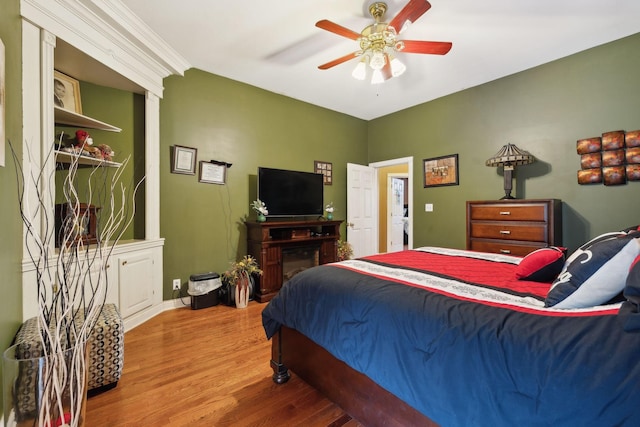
[[270, 326, 439, 427]]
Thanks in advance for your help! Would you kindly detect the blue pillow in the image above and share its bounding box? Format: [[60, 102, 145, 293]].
[[545, 233, 640, 308], [619, 255, 640, 331]]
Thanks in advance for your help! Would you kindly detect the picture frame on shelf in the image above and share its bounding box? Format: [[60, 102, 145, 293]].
[[53, 70, 82, 114], [199, 161, 227, 184], [171, 145, 197, 175], [423, 154, 459, 188]]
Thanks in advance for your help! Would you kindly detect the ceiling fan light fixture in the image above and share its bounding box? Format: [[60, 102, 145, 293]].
[[352, 60, 367, 80], [315, 1, 452, 84], [390, 56, 406, 77], [369, 50, 386, 70], [371, 69, 385, 85]]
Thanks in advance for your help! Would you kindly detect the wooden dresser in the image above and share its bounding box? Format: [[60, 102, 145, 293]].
[[466, 199, 562, 257]]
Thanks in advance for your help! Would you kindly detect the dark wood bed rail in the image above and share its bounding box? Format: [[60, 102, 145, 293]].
[[271, 326, 439, 427]]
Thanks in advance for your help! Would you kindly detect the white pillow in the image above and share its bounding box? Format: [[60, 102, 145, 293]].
[[545, 233, 640, 308]]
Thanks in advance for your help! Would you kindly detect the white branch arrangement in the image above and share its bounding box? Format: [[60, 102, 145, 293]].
[[8, 140, 143, 427]]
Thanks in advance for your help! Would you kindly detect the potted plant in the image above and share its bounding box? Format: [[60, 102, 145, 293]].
[[251, 199, 268, 222], [325, 202, 334, 220], [337, 240, 353, 261], [223, 255, 263, 308]]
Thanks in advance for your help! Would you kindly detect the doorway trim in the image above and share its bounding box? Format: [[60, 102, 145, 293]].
[[369, 157, 413, 251]]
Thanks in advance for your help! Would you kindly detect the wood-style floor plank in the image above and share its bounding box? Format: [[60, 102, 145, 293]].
[[86, 301, 364, 426]]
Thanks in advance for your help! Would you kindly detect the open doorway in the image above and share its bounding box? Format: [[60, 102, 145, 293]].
[[370, 157, 413, 253]]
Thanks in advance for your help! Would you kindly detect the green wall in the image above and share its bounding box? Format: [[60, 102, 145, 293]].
[[0, 0, 25, 410], [369, 32, 640, 252], [159, 69, 367, 298]]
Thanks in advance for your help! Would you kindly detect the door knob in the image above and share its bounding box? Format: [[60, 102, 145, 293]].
[[347, 222, 355, 228]]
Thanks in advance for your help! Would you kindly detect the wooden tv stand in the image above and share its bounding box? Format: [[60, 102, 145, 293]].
[[246, 219, 342, 302]]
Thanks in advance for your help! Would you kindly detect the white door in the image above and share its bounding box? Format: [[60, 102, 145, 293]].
[[387, 176, 405, 252], [347, 163, 378, 258]]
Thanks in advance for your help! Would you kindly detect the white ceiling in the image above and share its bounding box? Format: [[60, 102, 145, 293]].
[[120, 0, 640, 121]]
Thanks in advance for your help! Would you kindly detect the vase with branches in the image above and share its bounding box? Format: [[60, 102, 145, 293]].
[[223, 255, 262, 308], [4, 141, 141, 427]]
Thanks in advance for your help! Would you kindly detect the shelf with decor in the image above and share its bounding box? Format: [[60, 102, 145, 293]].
[[54, 149, 122, 168], [54, 106, 122, 132]]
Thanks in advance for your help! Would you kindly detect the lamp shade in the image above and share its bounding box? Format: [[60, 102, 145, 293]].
[[486, 143, 535, 199], [486, 143, 535, 167]]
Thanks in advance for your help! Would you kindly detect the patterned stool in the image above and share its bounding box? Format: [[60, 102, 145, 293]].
[[84, 303, 124, 395], [13, 304, 124, 396]]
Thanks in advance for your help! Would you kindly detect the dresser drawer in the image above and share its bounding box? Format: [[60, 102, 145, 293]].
[[466, 199, 562, 256], [469, 204, 548, 222], [469, 223, 548, 242], [468, 240, 545, 257]]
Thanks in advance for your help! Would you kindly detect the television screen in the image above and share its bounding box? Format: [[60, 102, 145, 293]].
[[258, 167, 324, 217]]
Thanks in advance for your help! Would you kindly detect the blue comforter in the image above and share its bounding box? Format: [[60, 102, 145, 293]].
[[262, 248, 640, 427]]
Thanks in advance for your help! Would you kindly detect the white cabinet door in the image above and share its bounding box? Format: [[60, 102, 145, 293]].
[[118, 251, 154, 318]]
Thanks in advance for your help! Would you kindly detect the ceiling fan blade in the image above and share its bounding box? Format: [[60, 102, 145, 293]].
[[389, 0, 432, 33], [318, 52, 359, 70], [381, 57, 393, 81], [315, 19, 361, 40], [401, 40, 452, 55]]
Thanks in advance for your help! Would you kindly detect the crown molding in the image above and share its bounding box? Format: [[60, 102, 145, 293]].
[[21, 0, 190, 96]]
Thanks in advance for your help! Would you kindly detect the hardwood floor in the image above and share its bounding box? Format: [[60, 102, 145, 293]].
[[86, 301, 364, 426]]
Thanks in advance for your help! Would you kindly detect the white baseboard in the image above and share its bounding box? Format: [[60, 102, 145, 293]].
[[123, 296, 191, 331]]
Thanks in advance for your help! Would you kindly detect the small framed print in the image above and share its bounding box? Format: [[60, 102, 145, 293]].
[[171, 145, 197, 175], [423, 154, 459, 187], [199, 161, 227, 184], [576, 137, 601, 154], [580, 153, 601, 169], [627, 164, 640, 181], [602, 149, 625, 167], [314, 161, 333, 185], [578, 168, 602, 185], [603, 166, 626, 186], [54, 70, 82, 114]]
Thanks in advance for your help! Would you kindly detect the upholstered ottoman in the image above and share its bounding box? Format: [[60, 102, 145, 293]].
[[84, 303, 124, 394], [13, 304, 124, 395]]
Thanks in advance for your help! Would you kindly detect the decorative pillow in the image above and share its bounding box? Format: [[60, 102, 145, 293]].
[[545, 232, 640, 308], [621, 225, 640, 233], [515, 247, 565, 282], [619, 255, 640, 331]]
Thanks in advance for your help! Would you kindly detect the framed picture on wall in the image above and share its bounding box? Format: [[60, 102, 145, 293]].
[[53, 70, 82, 114], [423, 154, 459, 187], [199, 161, 227, 184], [314, 161, 333, 185], [171, 145, 197, 175]]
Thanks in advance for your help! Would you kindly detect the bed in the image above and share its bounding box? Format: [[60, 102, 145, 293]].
[[262, 238, 640, 427]]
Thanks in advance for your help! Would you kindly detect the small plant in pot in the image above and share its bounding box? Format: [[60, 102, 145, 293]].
[[337, 240, 353, 261], [223, 255, 263, 308]]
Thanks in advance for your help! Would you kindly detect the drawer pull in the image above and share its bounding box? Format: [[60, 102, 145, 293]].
[[500, 249, 511, 254], [499, 211, 511, 215], [499, 230, 511, 235]]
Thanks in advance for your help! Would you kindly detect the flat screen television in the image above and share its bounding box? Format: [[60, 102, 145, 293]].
[[258, 167, 324, 217]]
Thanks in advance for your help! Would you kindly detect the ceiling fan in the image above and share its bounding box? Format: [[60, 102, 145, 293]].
[[316, 0, 452, 84]]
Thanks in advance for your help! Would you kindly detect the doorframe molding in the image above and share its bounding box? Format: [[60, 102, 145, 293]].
[[369, 157, 414, 251], [387, 173, 409, 252]]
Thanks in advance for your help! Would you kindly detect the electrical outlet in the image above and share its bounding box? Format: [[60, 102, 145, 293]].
[[172, 279, 181, 291]]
